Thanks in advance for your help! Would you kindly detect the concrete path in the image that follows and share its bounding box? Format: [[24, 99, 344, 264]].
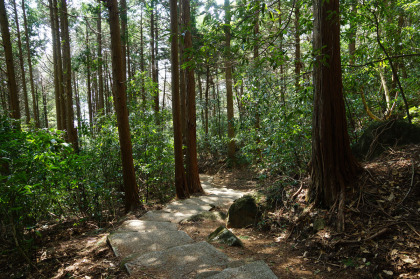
[[107, 174, 277, 278]]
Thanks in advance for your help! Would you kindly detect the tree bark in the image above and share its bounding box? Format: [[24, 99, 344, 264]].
[[294, 0, 301, 92], [12, 0, 30, 124], [60, 0, 78, 152], [41, 78, 48, 128], [0, 0, 20, 120], [120, 0, 127, 80], [103, 0, 141, 212], [348, 1, 356, 65], [140, 10, 146, 106], [86, 19, 94, 128], [310, 0, 361, 231], [97, 1, 104, 114], [150, 0, 159, 115], [21, 0, 39, 127], [169, 0, 189, 199], [52, 0, 66, 130], [224, 0, 235, 162], [182, 0, 204, 194]]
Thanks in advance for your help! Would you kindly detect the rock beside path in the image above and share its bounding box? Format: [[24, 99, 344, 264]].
[[227, 195, 259, 228]]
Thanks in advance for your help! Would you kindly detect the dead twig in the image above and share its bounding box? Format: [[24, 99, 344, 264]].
[[333, 227, 389, 246]]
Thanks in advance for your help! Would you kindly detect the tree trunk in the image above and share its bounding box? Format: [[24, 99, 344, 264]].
[[52, 0, 66, 130], [294, 0, 301, 92], [348, 0, 356, 65], [140, 10, 146, 106], [60, 0, 78, 152], [12, 0, 30, 124], [21, 0, 39, 127], [103, 0, 141, 212], [310, 0, 361, 231], [73, 72, 82, 130], [97, 1, 104, 114], [0, 0, 20, 120], [169, 0, 189, 199], [48, 0, 60, 129], [86, 20, 94, 128], [224, 0, 235, 162], [120, 0, 127, 80], [205, 65, 209, 137], [41, 78, 48, 128], [150, 1, 159, 115], [182, 0, 204, 194]]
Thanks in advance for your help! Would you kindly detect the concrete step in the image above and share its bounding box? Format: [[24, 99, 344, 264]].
[[107, 230, 194, 258], [125, 241, 230, 278], [205, 261, 278, 279], [116, 219, 178, 232]]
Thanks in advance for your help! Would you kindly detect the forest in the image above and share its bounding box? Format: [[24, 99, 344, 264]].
[[0, 0, 419, 277]]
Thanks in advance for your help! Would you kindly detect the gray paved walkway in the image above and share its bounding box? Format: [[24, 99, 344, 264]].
[[107, 174, 277, 278]]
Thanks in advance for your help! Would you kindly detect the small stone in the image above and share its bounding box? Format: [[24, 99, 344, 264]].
[[208, 226, 243, 247]]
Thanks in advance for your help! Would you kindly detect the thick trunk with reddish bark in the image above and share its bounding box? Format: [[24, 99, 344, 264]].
[[170, 0, 189, 199], [182, 0, 203, 195], [103, 0, 140, 212], [60, 0, 78, 152], [310, 0, 361, 228]]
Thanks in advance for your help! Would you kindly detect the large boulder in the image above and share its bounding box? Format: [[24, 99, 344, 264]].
[[208, 226, 243, 247], [352, 120, 420, 160], [226, 195, 259, 228]]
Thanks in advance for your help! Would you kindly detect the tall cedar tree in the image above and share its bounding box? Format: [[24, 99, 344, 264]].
[[22, 0, 39, 127], [170, 0, 189, 199], [150, 0, 159, 115], [310, 0, 361, 231], [12, 0, 30, 124], [224, 0, 235, 162], [0, 0, 20, 120], [97, 1, 104, 114], [60, 0, 78, 152], [103, 0, 141, 211], [182, 0, 204, 194]]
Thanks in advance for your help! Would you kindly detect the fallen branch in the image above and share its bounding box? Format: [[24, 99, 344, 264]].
[[333, 228, 389, 246]]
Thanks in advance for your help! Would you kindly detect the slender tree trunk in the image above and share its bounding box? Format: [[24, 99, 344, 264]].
[[48, 0, 60, 129], [0, 0, 20, 120], [150, 1, 159, 115], [53, 0, 67, 130], [169, 0, 189, 199], [140, 11, 146, 106], [103, 0, 141, 212], [104, 52, 112, 114], [348, 0, 356, 65], [97, 1, 104, 114], [86, 20, 94, 128], [205, 65, 209, 137], [120, 0, 127, 80], [73, 72, 82, 130], [41, 78, 48, 128], [12, 0, 30, 124], [294, 0, 301, 92], [22, 0, 39, 127], [254, 3, 261, 159], [310, 0, 361, 231], [60, 0, 78, 152], [224, 0, 235, 162]]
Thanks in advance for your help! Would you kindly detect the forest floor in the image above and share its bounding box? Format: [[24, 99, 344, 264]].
[[1, 144, 419, 279]]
